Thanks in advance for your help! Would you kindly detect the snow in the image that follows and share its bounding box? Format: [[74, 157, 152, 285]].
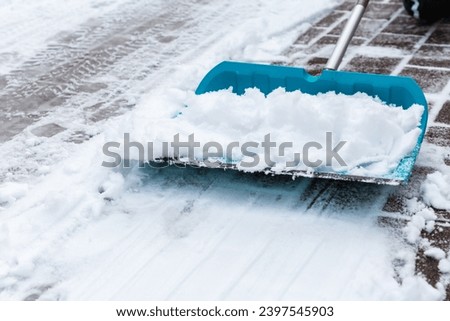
[[0, 182, 28, 206], [0, 146, 442, 300], [0, 0, 446, 301], [0, 0, 130, 74], [424, 248, 446, 260], [439, 259, 450, 274], [115, 88, 424, 177], [422, 171, 450, 210], [404, 207, 437, 244]]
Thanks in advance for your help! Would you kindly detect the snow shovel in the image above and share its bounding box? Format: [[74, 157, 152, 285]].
[[194, 0, 428, 185]]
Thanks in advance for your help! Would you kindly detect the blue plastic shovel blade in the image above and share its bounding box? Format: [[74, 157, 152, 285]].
[[195, 61, 428, 185]]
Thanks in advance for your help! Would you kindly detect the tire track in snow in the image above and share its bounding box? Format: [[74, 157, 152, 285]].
[[0, 0, 165, 89], [0, 0, 229, 142]]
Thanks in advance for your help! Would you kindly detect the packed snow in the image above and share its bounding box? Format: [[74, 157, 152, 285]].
[[113, 87, 424, 177], [422, 171, 450, 211], [439, 259, 450, 274], [404, 206, 437, 245], [424, 248, 446, 260]]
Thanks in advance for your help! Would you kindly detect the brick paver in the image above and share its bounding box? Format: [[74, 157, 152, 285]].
[[285, 0, 450, 300]]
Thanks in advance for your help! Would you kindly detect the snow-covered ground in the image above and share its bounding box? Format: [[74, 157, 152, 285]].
[[0, 0, 449, 300]]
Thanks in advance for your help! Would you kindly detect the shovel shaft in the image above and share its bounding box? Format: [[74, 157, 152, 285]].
[[325, 0, 369, 70]]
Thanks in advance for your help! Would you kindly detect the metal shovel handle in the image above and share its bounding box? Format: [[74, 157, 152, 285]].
[[325, 0, 369, 70]]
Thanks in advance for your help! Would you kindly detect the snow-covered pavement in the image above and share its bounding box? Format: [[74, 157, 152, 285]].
[[0, 0, 449, 300]]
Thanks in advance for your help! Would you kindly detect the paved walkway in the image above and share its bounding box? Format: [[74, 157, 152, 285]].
[[285, 0, 450, 299]]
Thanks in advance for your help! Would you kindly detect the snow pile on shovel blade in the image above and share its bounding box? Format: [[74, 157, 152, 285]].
[[115, 88, 424, 178]]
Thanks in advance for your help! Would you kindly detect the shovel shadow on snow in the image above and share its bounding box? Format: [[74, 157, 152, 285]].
[[127, 161, 395, 218]]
